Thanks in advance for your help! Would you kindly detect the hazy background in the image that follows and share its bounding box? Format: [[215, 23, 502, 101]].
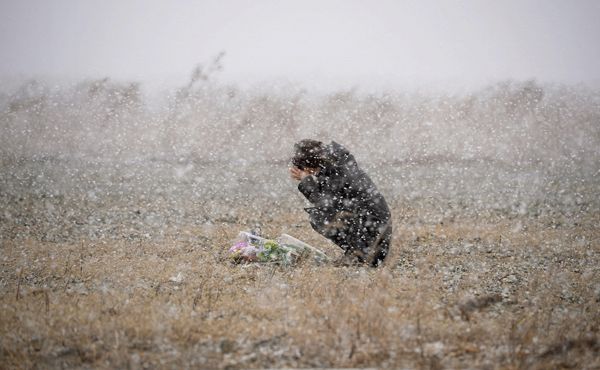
[[1, 0, 600, 91], [1, 0, 598, 231]]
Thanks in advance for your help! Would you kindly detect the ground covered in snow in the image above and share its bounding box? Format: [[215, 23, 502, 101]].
[[1, 80, 599, 368], [1, 155, 598, 369]]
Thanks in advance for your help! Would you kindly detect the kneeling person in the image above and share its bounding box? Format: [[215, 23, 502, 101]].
[[290, 139, 392, 267]]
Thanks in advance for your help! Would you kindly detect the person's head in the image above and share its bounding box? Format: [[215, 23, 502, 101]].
[[291, 139, 328, 170]]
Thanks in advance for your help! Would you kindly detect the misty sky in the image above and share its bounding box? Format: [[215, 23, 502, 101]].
[[1, 0, 599, 90]]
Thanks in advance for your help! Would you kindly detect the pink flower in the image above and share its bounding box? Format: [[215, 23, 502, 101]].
[[229, 241, 248, 253]]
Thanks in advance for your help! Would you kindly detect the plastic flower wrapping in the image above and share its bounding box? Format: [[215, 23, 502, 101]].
[[228, 231, 329, 265]]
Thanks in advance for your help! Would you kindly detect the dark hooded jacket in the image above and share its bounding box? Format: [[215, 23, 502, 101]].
[[297, 141, 392, 266]]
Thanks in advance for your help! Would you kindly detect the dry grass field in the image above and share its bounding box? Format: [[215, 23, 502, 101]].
[[1, 79, 599, 368], [1, 157, 599, 369]]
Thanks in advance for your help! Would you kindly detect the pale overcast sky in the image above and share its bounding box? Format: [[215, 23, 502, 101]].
[[1, 0, 599, 90]]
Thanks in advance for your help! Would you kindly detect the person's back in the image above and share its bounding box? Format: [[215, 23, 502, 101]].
[[290, 139, 392, 266]]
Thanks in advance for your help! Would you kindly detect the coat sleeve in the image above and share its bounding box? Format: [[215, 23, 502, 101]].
[[298, 172, 348, 209], [297, 175, 323, 205]]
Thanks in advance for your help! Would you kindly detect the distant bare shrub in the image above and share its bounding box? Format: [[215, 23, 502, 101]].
[[1, 71, 598, 176]]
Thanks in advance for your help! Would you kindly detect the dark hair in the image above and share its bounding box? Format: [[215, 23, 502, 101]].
[[291, 139, 327, 169]]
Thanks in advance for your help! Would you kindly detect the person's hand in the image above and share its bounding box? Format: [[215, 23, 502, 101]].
[[291, 166, 320, 181], [290, 166, 320, 181], [290, 167, 307, 181]]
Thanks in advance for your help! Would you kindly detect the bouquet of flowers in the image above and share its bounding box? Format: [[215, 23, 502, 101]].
[[228, 231, 329, 265]]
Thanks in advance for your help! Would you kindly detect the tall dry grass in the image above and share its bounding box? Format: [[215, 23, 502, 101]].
[[1, 216, 598, 369]]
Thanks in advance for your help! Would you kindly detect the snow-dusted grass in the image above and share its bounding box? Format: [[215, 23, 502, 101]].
[[1, 198, 598, 368], [1, 79, 598, 368]]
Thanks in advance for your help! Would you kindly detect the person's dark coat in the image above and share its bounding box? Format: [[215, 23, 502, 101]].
[[297, 141, 392, 266]]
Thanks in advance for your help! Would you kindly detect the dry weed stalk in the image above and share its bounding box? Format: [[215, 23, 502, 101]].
[[15, 267, 23, 300]]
